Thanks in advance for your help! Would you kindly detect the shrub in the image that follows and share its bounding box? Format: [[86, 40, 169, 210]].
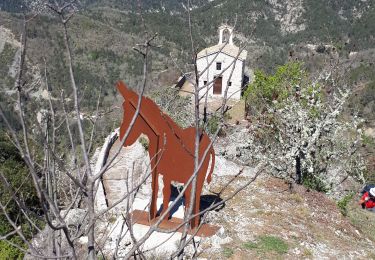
[[0, 132, 42, 256], [206, 114, 219, 135], [302, 174, 330, 193], [205, 113, 230, 136], [0, 240, 24, 260], [139, 136, 149, 151], [337, 192, 355, 216]]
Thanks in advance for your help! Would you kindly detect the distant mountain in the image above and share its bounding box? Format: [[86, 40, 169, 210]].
[[85, 0, 213, 12], [0, 0, 215, 13], [0, 0, 26, 12], [82, 0, 375, 47], [2, 0, 374, 53], [1, 0, 374, 116]]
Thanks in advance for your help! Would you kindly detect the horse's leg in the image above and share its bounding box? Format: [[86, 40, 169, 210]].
[[184, 187, 191, 219], [191, 154, 210, 228], [150, 171, 158, 219], [191, 183, 203, 229], [160, 178, 171, 220], [184, 185, 199, 230], [149, 137, 159, 220]]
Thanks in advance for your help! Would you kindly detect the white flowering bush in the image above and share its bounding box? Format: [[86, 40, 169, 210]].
[[241, 63, 365, 192]]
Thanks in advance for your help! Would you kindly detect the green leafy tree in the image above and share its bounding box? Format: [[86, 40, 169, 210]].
[[244, 62, 308, 116]]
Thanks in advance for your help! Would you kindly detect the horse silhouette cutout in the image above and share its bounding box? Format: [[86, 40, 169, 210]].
[[117, 81, 215, 228]]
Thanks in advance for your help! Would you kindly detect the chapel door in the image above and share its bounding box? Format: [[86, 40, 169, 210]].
[[213, 76, 222, 95]]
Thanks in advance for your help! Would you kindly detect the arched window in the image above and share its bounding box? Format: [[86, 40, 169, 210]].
[[222, 28, 231, 43]]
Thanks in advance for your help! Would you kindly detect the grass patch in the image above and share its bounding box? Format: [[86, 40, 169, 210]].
[[289, 193, 304, 203], [243, 241, 258, 250], [295, 206, 310, 218], [243, 235, 288, 255], [362, 134, 375, 148], [222, 247, 234, 258]]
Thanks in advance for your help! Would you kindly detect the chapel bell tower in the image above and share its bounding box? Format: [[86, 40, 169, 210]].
[[218, 24, 234, 45]]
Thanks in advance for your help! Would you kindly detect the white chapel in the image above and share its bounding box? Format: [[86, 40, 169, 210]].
[[197, 24, 248, 100]]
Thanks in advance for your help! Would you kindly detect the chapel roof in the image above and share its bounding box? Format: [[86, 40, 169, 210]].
[[197, 43, 248, 61]]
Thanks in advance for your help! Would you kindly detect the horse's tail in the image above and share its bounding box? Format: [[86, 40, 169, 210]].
[[206, 146, 215, 184]]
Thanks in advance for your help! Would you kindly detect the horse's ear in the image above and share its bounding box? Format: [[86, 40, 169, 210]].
[[116, 81, 129, 98]]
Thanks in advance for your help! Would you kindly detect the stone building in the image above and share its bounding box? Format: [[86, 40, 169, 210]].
[[197, 24, 248, 100]]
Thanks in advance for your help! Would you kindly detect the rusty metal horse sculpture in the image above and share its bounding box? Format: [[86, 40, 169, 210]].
[[117, 81, 215, 228]]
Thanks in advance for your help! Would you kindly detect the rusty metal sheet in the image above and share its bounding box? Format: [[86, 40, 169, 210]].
[[131, 209, 220, 237], [117, 81, 215, 228]]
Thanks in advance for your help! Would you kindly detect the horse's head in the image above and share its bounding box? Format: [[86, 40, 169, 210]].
[[116, 81, 142, 146], [116, 81, 132, 99]]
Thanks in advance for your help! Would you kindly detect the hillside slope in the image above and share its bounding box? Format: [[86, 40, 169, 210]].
[[202, 174, 375, 259]]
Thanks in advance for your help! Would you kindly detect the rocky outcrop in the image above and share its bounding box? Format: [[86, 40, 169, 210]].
[[267, 0, 306, 34], [93, 130, 152, 211]]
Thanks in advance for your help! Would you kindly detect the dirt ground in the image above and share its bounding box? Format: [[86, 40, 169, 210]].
[[199, 174, 375, 260]]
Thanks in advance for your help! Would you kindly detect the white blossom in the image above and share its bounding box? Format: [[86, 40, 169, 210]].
[[227, 74, 365, 193]]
